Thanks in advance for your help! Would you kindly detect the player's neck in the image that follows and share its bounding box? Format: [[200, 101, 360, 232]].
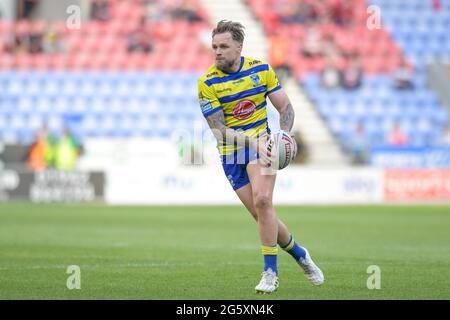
[[230, 58, 242, 73], [221, 57, 242, 74]]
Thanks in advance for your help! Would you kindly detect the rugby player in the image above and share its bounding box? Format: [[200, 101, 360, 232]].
[[198, 20, 324, 294]]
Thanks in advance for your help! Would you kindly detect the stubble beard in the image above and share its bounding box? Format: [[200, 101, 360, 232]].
[[216, 57, 240, 73]]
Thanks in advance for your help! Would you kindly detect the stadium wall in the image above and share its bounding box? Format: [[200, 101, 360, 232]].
[[104, 166, 450, 205], [0, 0, 15, 20], [2, 166, 449, 204], [0, 168, 105, 202], [2, 138, 450, 204]]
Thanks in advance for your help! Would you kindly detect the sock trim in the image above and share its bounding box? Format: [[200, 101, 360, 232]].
[[281, 234, 295, 251], [261, 245, 278, 255]]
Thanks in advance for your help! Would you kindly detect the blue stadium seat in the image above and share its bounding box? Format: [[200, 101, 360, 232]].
[[0, 70, 204, 141]]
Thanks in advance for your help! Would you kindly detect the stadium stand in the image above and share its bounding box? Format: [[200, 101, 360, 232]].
[[244, 0, 450, 156], [0, 0, 212, 144], [1, 0, 449, 162]]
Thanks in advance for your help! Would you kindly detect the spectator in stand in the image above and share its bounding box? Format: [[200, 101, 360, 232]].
[[439, 124, 450, 145], [345, 122, 370, 165], [340, 52, 363, 90], [7, 23, 30, 54], [126, 16, 153, 53], [392, 58, 415, 90], [54, 128, 83, 171], [433, 0, 442, 11], [18, 0, 41, 19], [90, 0, 111, 22], [42, 22, 63, 53], [320, 56, 341, 89], [294, 1, 316, 24], [145, 0, 166, 21], [268, 30, 291, 85], [127, 24, 154, 53], [277, 0, 315, 24], [302, 26, 322, 57], [169, 0, 203, 23], [330, 0, 354, 27], [7, 21, 43, 54], [27, 125, 56, 171], [320, 34, 340, 59], [276, 0, 298, 24], [310, 0, 332, 24], [386, 122, 409, 146], [28, 22, 44, 54]]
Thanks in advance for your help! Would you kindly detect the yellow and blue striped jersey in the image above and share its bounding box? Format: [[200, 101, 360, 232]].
[[198, 56, 282, 155]]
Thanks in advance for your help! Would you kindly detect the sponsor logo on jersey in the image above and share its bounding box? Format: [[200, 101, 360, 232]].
[[250, 74, 261, 87], [233, 100, 256, 120], [207, 71, 218, 77], [249, 59, 261, 66], [217, 87, 232, 94], [232, 79, 245, 85], [200, 98, 213, 114]]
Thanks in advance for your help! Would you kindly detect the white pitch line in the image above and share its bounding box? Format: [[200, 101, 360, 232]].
[[0, 260, 271, 271], [0, 261, 208, 271]]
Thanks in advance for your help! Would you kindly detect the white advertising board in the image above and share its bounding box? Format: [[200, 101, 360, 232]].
[[105, 166, 383, 205]]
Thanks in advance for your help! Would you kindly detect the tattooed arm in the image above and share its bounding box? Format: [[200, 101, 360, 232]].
[[267, 89, 295, 132], [279, 102, 295, 132], [205, 109, 270, 158], [268, 88, 298, 157]]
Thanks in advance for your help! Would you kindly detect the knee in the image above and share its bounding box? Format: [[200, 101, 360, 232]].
[[253, 194, 272, 211]]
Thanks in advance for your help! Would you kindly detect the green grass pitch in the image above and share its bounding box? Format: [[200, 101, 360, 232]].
[[0, 203, 449, 299]]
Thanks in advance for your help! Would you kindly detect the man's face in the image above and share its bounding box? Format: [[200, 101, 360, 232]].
[[212, 32, 242, 72]]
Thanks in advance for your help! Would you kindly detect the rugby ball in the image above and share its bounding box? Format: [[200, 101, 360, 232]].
[[267, 130, 296, 170]]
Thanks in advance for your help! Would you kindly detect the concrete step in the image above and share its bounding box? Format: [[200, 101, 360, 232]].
[[199, 0, 267, 58], [282, 80, 350, 165]]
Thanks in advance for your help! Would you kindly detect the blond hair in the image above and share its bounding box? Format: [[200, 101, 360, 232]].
[[212, 20, 245, 43]]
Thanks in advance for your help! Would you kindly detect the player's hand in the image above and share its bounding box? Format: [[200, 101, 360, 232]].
[[255, 137, 272, 167], [290, 134, 298, 158]]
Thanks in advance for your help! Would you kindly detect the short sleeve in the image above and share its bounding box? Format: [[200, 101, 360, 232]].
[[198, 80, 222, 118], [266, 64, 282, 95]]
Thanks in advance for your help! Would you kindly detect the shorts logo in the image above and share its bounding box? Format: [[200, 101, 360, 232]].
[[200, 98, 213, 114], [250, 74, 261, 87], [227, 175, 235, 187], [233, 100, 256, 120]]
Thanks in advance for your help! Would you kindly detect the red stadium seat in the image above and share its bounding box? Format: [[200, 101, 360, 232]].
[[290, 25, 305, 39], [0, 54, 14, 70], [0, 21, 13, 34], [108, 52, 128, 70], [15, 54, 33, 70], [30, 20, 45, 34], [47, 53, 65, 70], [32, 54, 51, 70], [16, 19, 31, 34], [52, 21, 68, 36], [0, 0, 223, 72], [124, 53, 147, 70]]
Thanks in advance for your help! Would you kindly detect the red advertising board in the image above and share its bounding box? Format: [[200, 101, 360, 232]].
[[384, 170, 450, 201]]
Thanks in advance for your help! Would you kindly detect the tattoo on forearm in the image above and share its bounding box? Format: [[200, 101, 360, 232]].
[[280, 103, 295, 132], [206, 111, 254, 148], [206, 110, 227, 137]]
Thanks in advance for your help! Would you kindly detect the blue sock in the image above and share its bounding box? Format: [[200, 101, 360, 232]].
[[262, 245, 278, 275], [281, 234, 306, 261]]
